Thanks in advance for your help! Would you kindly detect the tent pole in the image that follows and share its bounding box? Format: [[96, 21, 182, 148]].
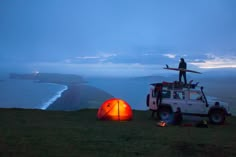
[[118, 100, 120, 121]]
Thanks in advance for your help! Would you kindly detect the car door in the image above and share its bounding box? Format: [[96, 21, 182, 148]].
[[169, 90, 188, 113], [148, 88, 157, 110], [186, 90, 206, 114]]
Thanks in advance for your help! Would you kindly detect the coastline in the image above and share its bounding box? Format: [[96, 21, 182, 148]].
[[40, 85, 68, 110], [46, 84, 114, 111], [6, 73, 88, 110], [6, 73, 114, 110]]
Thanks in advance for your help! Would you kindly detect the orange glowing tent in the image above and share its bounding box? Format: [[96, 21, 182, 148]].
[[97, 98, 133, 121]]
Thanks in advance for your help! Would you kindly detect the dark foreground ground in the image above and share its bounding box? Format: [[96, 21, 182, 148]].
[[0, 108, 235, 157]]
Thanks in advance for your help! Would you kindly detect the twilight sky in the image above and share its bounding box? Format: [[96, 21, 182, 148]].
[[0, 0, 236, 77]]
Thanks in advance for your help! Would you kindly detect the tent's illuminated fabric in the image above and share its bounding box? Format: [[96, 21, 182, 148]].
[[97, 98, 133, 121]]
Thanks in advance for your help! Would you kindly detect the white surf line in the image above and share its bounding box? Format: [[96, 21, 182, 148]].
[[40, 85, 68, 110]]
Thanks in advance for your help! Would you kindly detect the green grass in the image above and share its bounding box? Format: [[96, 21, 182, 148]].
[[0, 108, 235, 157]]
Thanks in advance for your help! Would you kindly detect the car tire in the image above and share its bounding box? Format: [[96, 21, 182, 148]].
[[209, 109, 225, 125], [158, 107, 172, 121]]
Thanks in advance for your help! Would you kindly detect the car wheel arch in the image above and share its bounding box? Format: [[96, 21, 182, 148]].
[[208, 107, 227, 115], [208, 107, 226, 125]]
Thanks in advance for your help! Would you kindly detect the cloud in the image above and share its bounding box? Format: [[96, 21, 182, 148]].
[[191, 59, 205, 63], [163, 53, 176, 59], [100, 53, 117, 58], [76, 53, 117, 62], [190, 53, 236, 68], [30, 61, 165, 77], [76, 56, 100, 59]]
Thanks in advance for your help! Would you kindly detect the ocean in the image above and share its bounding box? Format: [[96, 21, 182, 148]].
[[87, 77, 151, 110], [0, 73, 235, 115], [0, 74, 67, 110], [0, 74, 151, 111]]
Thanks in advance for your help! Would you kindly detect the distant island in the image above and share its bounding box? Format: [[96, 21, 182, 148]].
[[9, 73, 113, 110]]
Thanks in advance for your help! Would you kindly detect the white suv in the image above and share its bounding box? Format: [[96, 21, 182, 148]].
[[146, 82, 231, 124]]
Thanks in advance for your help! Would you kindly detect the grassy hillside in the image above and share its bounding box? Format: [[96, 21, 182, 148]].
[[0, 108, 235, 157]]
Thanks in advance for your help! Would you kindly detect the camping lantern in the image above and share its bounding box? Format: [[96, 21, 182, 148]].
[[97, 98, 133, 121]]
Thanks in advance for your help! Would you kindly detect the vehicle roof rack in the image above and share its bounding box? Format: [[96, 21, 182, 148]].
[[151, 81, 199, 90]]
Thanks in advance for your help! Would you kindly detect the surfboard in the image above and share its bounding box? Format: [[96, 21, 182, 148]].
[[163, 65, 201, 74]]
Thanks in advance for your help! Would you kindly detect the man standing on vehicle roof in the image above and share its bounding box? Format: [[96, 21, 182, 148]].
[[179, 58, 187, 84]]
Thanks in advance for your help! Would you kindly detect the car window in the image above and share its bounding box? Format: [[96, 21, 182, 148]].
[[152, 90, 171, 98], [173, 91, 185, 99], [162, 90, 171, 98], [152, 90, 157, 97], [189, 91, 202, 101]]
